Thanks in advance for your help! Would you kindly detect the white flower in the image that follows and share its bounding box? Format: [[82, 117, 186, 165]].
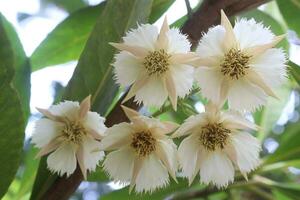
[[101, 106, 178, 193], [173, 103, 261, 188], [192, 10, 287, 112], [111, 17, 196, 110], [31, 96, 106, 179]]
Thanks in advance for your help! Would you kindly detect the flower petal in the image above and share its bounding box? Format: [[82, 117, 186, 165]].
[[172, 114, 206, 138], [48, 101, 79, 121], [135, 154, 169, 193], [178, 134, 201, 183], [166, 28, 190, 53], [227, 79, 267, 112], [32, 118, 63, 148], [194, 67, 224, 104], [100, 123, 132, 151], [83, 111, 106, 137], [123, 24, 158, 51], [170, 64, 194, 98], [81, 136, 105, 172], [134, 76, 168, 108], [250, 48, 287, 88], [233, 18, 274, 49], [231, 132, 261, 173], [47, 143, 77, 177], [113, 51, 145, 86], [78, 95, 91, 120], [103, 146, 135, 183], [220, 10, 237, 50], [200, 151, 234, 188], [155, 139, 178, 182], [196, 25, 225, 58]]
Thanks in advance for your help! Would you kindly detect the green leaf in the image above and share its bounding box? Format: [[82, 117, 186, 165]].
[[0, 14, 25, 198], [276, 0, 300, 35], [30, 3, 106, 71], [30, 0, 153, 198], [265, 119, 300, 164], [259, 177, 300, 199], [273, 190, 294, 200], [289, 61, 300, 85], [0, 14, 31, 118], [239, 9, 288, 50], [15, 146, 40, 199], [149, 0, 175, 23]]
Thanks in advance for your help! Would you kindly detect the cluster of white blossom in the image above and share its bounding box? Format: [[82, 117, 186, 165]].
[[31, 11, 286, 193]]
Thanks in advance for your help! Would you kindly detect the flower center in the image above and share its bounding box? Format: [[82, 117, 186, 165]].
[[220, 48, 251, 79], [143, 49, 170, 76], [200, 123, 231, 151], [62, 120, 86, 144], [131, 131, 156, 157]]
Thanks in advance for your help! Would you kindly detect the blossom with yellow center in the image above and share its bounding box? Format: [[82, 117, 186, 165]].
[[191, 10, 287, 112], [100, 106, 178, 193], [173, 103, 261, 188], [111, 17, 196, 110], [31, 96, 106, 178]]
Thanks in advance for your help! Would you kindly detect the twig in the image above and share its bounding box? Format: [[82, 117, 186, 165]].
[[185, 0, 193, 18], [181, 0, 270, 48]]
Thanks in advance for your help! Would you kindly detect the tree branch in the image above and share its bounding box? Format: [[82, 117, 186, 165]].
[[39, 0, 270, 199], [181, 0, 270, 48]]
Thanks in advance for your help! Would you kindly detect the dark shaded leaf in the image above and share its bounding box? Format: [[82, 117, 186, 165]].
[[0, 14, 31, 118], [0, 14, 25, 198], [276, 0, 300, 35]]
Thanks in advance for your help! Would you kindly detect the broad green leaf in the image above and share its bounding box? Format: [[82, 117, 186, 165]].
[[239, 9, 288, 50], [289, 61, 300, 85], [0, 14, 31, 118], [0, 15, 25, 198], [149, 0, 175, 23], [31, 3, 106, 71], [30, 0, 153, 198], [276, 0, 300, 35]]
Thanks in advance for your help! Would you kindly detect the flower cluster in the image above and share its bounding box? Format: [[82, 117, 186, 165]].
[[31, 11, 286, 193]]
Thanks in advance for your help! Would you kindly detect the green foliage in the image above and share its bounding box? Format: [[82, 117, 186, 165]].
[[31, 3, 106, 71], [0, 14, 31, 119], [276, 0, 300, 35], [0, 14, 25, 199]]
